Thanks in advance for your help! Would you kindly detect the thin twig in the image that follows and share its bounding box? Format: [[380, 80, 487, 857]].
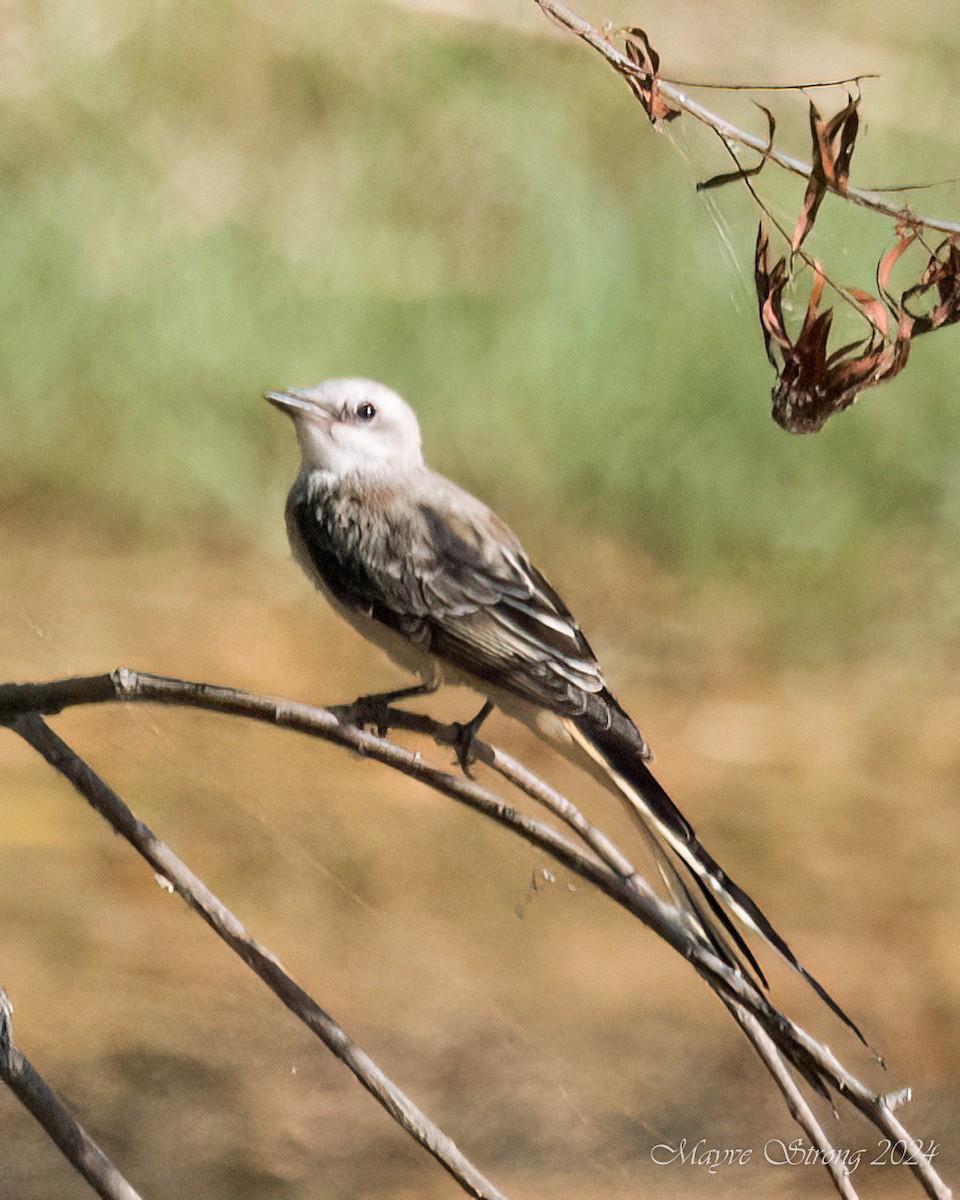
[[726, 998, 859, 1200], [8, 712, 510, 1200], [666, 74, 879, 92], [328, 702, 639, 879], [536, 0, 960, 237], [0, 989, 144, 1200]]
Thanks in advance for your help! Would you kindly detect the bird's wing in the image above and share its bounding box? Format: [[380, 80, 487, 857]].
[[290, 473, 614, 719], [411, 499, 614, 716]]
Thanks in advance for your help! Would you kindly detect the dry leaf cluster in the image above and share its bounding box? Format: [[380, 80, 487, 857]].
[[606, 24, 960, 433], [621, 27, 680, 125], [754, 98, 959, 432], [755, 226, 960, 433]]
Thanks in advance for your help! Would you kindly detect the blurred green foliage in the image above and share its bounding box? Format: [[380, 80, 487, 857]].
[[0, 0, 958, 643]]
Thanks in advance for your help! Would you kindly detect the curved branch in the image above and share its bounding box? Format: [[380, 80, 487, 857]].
[[0, 989, 143, 1200], [0, 671, 846, 1033], [535, 0, 960, 237], [1, 670, 953, 1200], [8, 711, 510, 1200]]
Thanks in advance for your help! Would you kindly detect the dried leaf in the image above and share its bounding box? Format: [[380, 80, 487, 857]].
[[754, 226, 791, 366], [821, 94, 859, 191], [791, 95, 860, 252], [620, 27, 680, 126], [755, 223, 913, 434], [624, 26, 660, 73], [845, 287, 889, 338], [877, 231, 917, 297], [902, 236, 960, 336], [698, 106, 776, 192]]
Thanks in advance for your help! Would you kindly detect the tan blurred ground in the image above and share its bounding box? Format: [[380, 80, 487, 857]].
[[1, 519, 958, 1199]]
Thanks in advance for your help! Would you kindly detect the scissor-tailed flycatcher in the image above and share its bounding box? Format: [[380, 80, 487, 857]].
[[267, 377, 861, 1040]]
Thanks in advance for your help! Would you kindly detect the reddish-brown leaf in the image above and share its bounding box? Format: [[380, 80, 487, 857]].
[[845, 287, 889, 338], [791, 96, 860, 252], [624, 27, 660, 73], [754, 226, 791, 365], [755, 222, 915, 433], [620, 27, 680, 126], [877, 231, 918, 297], [756, 221, 958, 433], [820, 94, 859, 192], [903, 236, 960, 336]]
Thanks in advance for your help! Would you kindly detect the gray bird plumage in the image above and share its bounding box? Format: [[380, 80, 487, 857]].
[[268, 377, 865, 1044], [285, 465, 636, 735]]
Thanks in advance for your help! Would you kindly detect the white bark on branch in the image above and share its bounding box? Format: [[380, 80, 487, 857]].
[[0, 669, 953, 1199]]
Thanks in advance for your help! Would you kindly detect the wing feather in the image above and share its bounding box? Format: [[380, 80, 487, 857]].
[[289, 470, 610, 716]]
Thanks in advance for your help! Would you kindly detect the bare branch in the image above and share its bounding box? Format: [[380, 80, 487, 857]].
[[1, 669, 954, 1199], [328, 701, 640, 879], [0, 989, 143, 1200], [723, 999, 859, 1200], [0, 671, 863, 1041], [535, 0, 960, 237], [7, 711, 511, 1200]]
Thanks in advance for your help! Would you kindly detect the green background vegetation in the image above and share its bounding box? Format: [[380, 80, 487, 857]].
[[1, 0, 957, 639]]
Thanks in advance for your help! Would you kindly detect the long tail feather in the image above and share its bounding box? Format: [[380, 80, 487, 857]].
[[623, 800, 771, 990], [570, 713, 869, 1049]]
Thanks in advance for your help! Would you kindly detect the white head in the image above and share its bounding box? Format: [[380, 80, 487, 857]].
[[266, 378, 424, 477]]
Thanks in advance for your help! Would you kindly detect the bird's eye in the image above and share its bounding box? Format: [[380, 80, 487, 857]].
[[357, 402, 377, 421]]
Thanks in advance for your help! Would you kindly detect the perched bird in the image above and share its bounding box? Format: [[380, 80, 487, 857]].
[[268, 376, 861, 1039]]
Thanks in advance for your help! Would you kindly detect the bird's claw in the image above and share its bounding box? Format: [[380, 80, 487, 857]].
[[452, 722, 480, 778], [450, 700, 494, 779]]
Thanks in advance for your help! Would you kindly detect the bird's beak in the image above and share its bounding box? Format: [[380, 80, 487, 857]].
[[265, 390, 334, 421]]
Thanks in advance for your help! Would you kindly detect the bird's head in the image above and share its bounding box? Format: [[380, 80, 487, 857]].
[[266, 378, 424, 477]]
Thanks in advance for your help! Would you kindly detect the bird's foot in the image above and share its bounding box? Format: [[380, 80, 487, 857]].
[[450, 701, 494, 779], [347, 683, 437, 737]]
